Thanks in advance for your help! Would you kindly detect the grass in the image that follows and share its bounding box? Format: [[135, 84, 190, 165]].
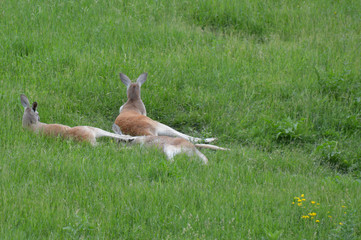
[[1, 0, 361, 239]]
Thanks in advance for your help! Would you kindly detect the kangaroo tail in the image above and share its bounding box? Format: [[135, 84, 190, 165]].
[[194, 144, 230, 151]]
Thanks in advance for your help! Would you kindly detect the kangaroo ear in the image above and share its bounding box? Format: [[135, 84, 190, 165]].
[[20, 94, 30, 108], [32, 102, 38, 112], [136, 73, 148, 86], [119, 73, 132, 87]]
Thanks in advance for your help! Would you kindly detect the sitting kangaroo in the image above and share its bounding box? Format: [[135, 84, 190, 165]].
[[113, 73, 216, 143], [20, 94, 134, 145]]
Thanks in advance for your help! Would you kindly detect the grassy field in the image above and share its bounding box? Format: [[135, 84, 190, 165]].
[[1, 0, 361, 239]]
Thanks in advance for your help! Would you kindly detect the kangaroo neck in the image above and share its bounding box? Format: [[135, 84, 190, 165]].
[[127, 85, 140, 101], [127, 94, 141, 101], [25, 121, 45, 133], [123, 99, 146, 115]]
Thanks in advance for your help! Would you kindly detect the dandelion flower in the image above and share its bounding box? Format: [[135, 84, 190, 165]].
[[308, 213, 317, 218], [311, 201, 316, 204], [339, 222, 343, 225], [292, 202, 295, 205], [302, 198, 306, 201], [342, 205, 346, 208], [316, 220, 320, 223], [301, 194, 305, 198], [302, 215, 310, 219], [298, 203, 302, 207]]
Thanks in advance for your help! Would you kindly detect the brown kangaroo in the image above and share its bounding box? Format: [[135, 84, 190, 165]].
[[113, 73, 216, 143], [20, 94, 134, 145]]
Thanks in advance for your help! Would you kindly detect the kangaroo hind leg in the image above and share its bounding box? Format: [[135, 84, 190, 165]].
[[155, 122, 216, 143]]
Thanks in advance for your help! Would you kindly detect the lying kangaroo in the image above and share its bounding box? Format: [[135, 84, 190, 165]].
[[113, 125, 228, 164], [20, 94, 134, 145], [113, 72, 216, 143]]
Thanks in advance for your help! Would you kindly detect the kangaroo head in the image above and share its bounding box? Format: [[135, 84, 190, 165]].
[[120, 73, 147, 101], [20, 94, 40, 128]]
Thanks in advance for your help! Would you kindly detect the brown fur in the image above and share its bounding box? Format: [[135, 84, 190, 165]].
[[66, 126, 96, 143], [20, 94, 134, 146], [115, 111, 157, 136], [120, 99, 146, 116], [39, 123, 71, 137], [31, 124, 97, 144]]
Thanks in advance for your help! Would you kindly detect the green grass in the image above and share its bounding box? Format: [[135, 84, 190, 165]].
[[1, 0, 361, 239]]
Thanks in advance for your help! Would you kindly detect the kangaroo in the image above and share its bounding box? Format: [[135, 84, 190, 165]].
[[20, 94, 134, 145], [113, 73, 216, 143], [113, 125, 229, 164]]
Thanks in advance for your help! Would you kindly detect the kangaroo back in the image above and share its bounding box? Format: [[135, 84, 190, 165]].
[[114, 111, 157, 136]]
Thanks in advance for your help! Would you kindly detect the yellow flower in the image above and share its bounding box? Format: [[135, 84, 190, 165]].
[[302, 198, 306, 201], [308, 212, 317, 217], [317, 203, 320, 206], [302, 215, 310, 219], [339, 222, 343, 225], [328, 215, 332, 218], [301, 194, 305, 198], [298, 199, 302, 202], [311, 201, 316, 204], [342, 205, 346, 208], [316, 220, 320, 223], [298, 203, 302, 207], [292, 202, 295, 204]]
